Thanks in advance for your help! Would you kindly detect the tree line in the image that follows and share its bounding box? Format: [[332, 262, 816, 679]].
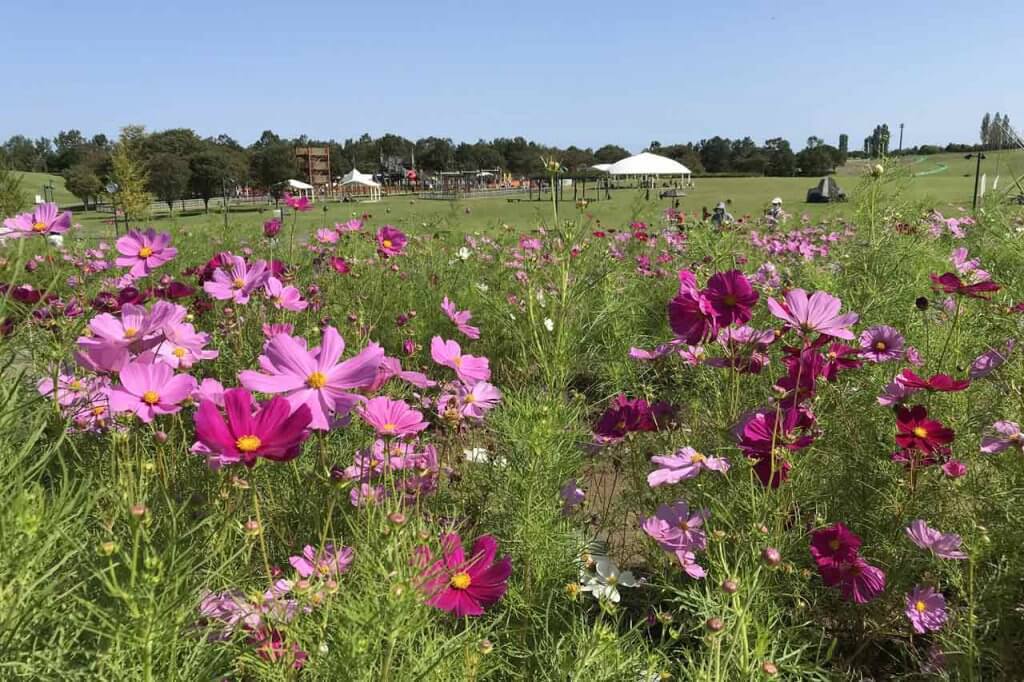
[[980, 113, 1017, 150]]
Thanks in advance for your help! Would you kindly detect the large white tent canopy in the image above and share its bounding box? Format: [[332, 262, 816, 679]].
[[590, 163, 613, 172], [339, 168, 381, 201], [607, 152, 692, 178]]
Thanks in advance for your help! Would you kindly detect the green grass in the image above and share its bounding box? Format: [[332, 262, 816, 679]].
[[14, 171, 78, 206]]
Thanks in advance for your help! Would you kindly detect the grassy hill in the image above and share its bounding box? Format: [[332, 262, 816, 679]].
[[13, 171, 79, 207]]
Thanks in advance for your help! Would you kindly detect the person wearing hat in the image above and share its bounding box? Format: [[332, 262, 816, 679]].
[[710, 201, 734, 228], [767, 197, 784, 221]]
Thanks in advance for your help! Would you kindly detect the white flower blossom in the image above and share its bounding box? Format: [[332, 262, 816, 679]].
[[581, 557, 637, 603], [544, 318, 554, 332]]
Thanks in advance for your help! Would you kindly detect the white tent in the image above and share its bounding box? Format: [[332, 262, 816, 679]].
[[339, 168, 381, 202], [284, 178, 315, 200], [607, 152, 692, 186], [590, 163, 613, 172]]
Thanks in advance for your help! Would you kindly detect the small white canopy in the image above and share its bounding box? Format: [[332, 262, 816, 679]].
[[284, 178, 314, 201], [607, 152, 691, 176], [285, 178, 314, 190], [590, 163, 613, 172], [339, 168, 381, 202]]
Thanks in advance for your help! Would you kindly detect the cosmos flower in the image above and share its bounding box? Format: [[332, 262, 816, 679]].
[[107, 359, 197, 423], [264, 276, 308, 312], [703, 269, 758, 326], [592, 394, 673, 444], [640, 501, 709, 553], [376, 226, 407, 258], [263, 218, 282, 237], [560, 479, 585, 515], [668, 272, 717, 344], [834, 557, 886, 604], [193, 388, 312, 469], [905, 520, 967, 559], [647, 447, 730, 487], [822, 343, 863, 380], [980, 420, 1022, 454], [329, 257, 350, 274], [766, 289, 859, 339], [283, 192, 311, 211], [969, 340, 1014, 379], [441, 297, 481, 340], [115, 229, 177, 278], [289, 544, 354, 580], [453, 380, 502, 420], [898, 369, 970, 393], [429, 336, 490, 384], [203, 254, 271, 304], [2, 202, 72, 238], [155, 321, 218, 369], [358, 396, 429, 438], [418, 533, 512, 617], [810, 522, 862, 570], [239, 327, 384, 430], [905, 586, 948, 634], [895, 405, 955, 453], [314, 228, 338, 244], [581, 556, 638, 603], [930, 272, 999, 299], [858, 325, 904, 363]]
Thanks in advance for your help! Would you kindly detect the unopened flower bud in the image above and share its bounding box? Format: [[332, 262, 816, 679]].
[[153, 430, 168, 443], [388, 512, 407, 525], [244, 519, 260, 536], [98, 541, 118, 556], [130, 503, 147, 518], [478, 639, 494, 655], [705, 617, 724, 633], [761, 547, 782, 566], [762, 660, 779, 676], [721, 579, 739, 594]]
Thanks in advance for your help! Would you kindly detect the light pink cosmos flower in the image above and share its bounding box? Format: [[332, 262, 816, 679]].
[[640, 501, 709, 553], [981, 420, 1022, 454], [905, 519, 967, 559], [193, 378, 226, 407], [115, 229, 177, 278], [289, 544, 353, 580], [969, 340, 1014, 379], [441, 297, 481, 340], [364, 356, 436, 393], [264, 276, 308, 312], [674, 550, 707, 579], [358, 396, 429, 438], [203, 254, 270, 304], [877, 372, 920, 407], [859, 325, 904, 363], [2, 202, 71, 238], [107, 359, 197, 423], [155, 322, 218, 369], [430, 336, 491, 384], [76, 301, 185, 372], [335, 219, 363, 233], [239, 326, 384, 430], [314, 228, 339, 244], [560, 479, 584, 515], [647, 446, 730, 487], [766, 288, 859, 339], [906, 586, 948, 634], [37, 373, 94, 406], [262, 323, 294, 339], [455, 381, 502, 420]]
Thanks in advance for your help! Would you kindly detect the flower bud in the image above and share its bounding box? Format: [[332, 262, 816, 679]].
[[153, 430, 168, 443], [244, 519, 261, 536], [478, 638, 494, 655], [721, 579, 739, 594], [130, 503, 148, 519], [762, 661, 779, 676], [705, 617, 724, 633], [761, 547, 782, 566]]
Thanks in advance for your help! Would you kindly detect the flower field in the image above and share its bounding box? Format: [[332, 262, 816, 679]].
[[3, 170, 1024, 680]]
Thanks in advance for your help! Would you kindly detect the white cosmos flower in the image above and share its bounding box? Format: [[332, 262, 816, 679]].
[[47, 234, 64, 248], [456, 246, 471, 260], [581, 557, 637, 603], [475, 282, 489, 293], [543, 318, 554, 332], [463, 447, 506, 467]]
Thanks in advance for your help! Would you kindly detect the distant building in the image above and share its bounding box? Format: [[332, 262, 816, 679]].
[[295, 145, 331, 192]]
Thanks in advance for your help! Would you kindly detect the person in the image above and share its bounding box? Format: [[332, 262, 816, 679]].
[[767, 197, 784, 220], [701, 206, 711, 221], [710, 202, 733, 228]]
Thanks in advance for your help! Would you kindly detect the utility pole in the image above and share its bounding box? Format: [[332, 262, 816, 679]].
[[898, 123, 904, 153], [965, 153, 986, 210]]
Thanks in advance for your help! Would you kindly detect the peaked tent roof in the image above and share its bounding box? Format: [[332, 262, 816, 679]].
[[339, 168, 381, 187], [590, 163, 613, 172], [607, 152, 691, 176], [285, 178, 314, 190]]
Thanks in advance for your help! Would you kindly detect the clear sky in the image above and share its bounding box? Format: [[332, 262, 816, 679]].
[[4, 0, 1021, 151]]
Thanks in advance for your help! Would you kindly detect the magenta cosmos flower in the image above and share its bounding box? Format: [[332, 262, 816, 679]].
[[239, 326, 384, 430], [376, 226, 407, 258], [203, 254, 270, 304], [668, 271, 717, 344], [263, 218, 282, 237], [766, 288, 859, 339], [3, 202, 71, 238], [358, 396, 429, 438], [283, 192, 311, 211], [858, 325, 904, 362], [703, 269, 759, 326], [329, 257, 351, 275], [264, 276, 308, 312], [107, 359, 197, 423], [647, 446, 729, 487], [441, 297, 481, 340], [810, 522, 861, 569], [194, 388, 312, 469], [834, 557, 887, 604], [115, 229, 177, 278], [430, 336, 491, 384], [905, 520, 967, 560], [905, 586, 947, 634], [418, 533, 512, 617], [289, 544, 353, 580]]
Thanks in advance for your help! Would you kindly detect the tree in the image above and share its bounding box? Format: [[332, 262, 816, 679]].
[[764, 138, 796, 176], [561, 146, 595, 172], [53, 129, 87, 172], [142, 128, 202, 161], [189, 149, 242, 212], [0, 165, 27, 217], [594, 145, 629, 164], [796, 144, 840, 176], [249, 136, 297, 198], [110, 125, 151, 221], [2, 135, 39, 171], [981, 113, 991, 148], [147, 153, 191, 213], [806, 136, 824, 149], [64, 163, 103, 210], [698, 137, 732, 173]]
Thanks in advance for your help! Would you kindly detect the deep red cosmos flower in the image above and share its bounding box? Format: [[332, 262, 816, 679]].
[[898, 369, 970, 393], [810, 522, 862, 570], [703, 270, 759, 326], [593, 394, 673, 443], [895, 405, 955, 453], [930, 272, 1000, 299]]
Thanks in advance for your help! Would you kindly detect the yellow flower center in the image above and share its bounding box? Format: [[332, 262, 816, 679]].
[[382, 422, 397, 433], [138, 246, 154, 258], [382, 239, 393, 248], [915, 600, 927, 613], [829, 539, 841, 551], [678, 520, 690, 531], [723, 294, 737, 306], [307, 371, 327, 389], [123, 327, 138, 339], [232, 277, 246, 289], [606, 574, 618, 586], [464, 394, 476, 404], [912, 426, 928, 439], [172, 347, 187, 358], [69, 379, 83, 391], [452, 355, 462, 367], [450, 571, 472, 590], [690, 452, 705, 463], [142, 391, 160, 405], [235, 435, 262, 452], [32, 221, 47, 232], [874, 341, 886, 351], [92, 405, 106, 416]]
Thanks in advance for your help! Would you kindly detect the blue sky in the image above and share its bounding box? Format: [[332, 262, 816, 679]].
[[4, 0, 1021, 151]]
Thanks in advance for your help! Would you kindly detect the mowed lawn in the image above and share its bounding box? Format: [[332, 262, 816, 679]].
[[18, 149, 1024, 241]]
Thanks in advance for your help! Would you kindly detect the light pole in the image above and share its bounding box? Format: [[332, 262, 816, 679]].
[[964, 153, 986, 210], [898, 123, 904, 153], [105, 182, 121, 236]]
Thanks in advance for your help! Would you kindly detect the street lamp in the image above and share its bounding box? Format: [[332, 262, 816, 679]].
[[964, 153, 986, 210], [105, 182, 122, 235]]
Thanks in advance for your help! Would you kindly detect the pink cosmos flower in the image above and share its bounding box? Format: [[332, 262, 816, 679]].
[[766, 289, 859, 339], [239, 327, 384, 430], [640, 501, 709, 553], [898, 369, 970, 393], [905, 586, 947, 634], [289, 544, 353, 579], [193, 388, 313, 469], [560, 479, 585, 515], [905, 520, 967, 560], [264, 276, 308, 312], [969, 340, 1014, 379], [263, 218, 282, 237], [76, 300, 184, 373], [2, 202, 71, 237], [703, 269, 758, 326], [878, 373, 918, 407], [194, 378, 226, 406], [418, 533, 512, 617], [203, 254, 270, 304], [37, 373, 94, 407], [262, 323, 294, 339], [335, 219, 363, 232], [283, 192, 311, 211], [647, 446, 730, 487], [859, 325, 904, 362], [314, 228, 338, 244], [950, 247, 990, 282], [834, 558, 886, 604], [364, 356, 437, 393], [107, 359, 197, 423], [668, 271, 717, 344], [942, 459, 967, 478], [376, 226, 407, 258], [115, 229, 177, 278], [441, 297, 481, 340], [454, 381, 502, 420], [329, 257, 350, 274], [155, 322, 219, 369], [980, 420, 1022, 454], [358, 396, 429, 438], [430, 336, 490, 384]]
